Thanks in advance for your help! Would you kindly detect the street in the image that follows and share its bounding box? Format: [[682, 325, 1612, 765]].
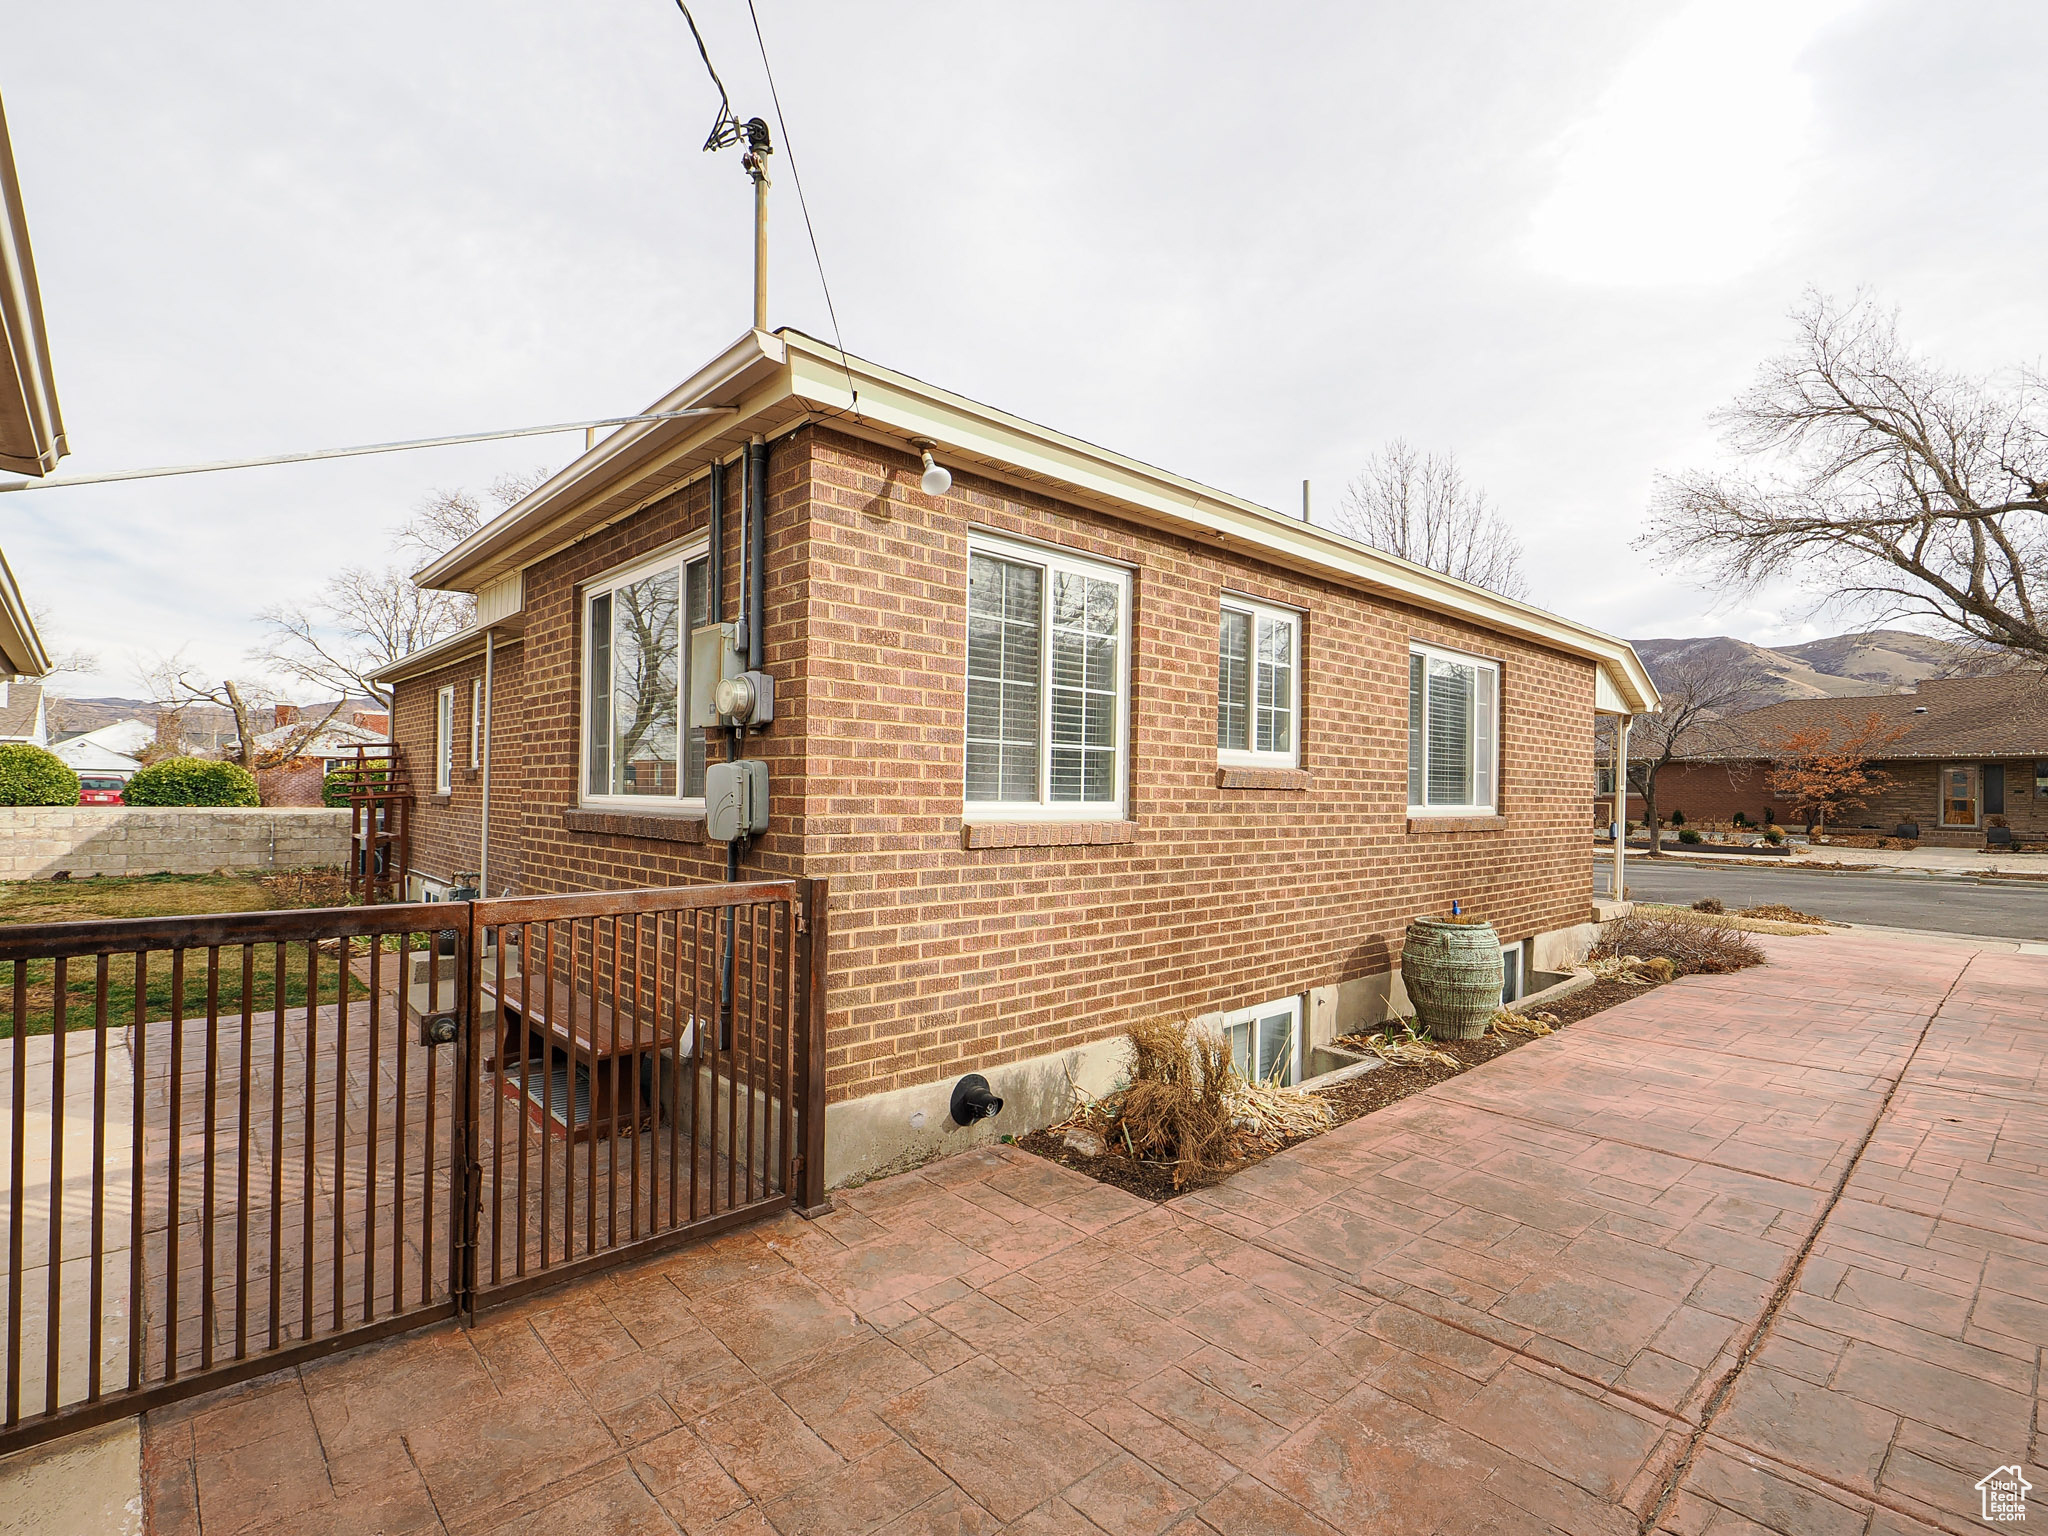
[[1597, 855, 2048, 940]]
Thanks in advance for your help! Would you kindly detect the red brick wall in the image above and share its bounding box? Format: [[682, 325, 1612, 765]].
[[256, 761, 325, 807], [394, 425, 1602, 1105], [796, 430, 1594, 1102], [391, 642, 525, 892], [1640, 758, 2048, 844]]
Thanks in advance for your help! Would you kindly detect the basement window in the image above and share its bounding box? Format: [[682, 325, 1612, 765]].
[[964, 534, 1129, 819], [1408, 644, 1498, 816], [1220, 994, 1302, 1087], [434, 685, 454, 796], [1217, 596, 1300, 767], [581, 544, 712, 807], [1500, 941, 1526, 1006]]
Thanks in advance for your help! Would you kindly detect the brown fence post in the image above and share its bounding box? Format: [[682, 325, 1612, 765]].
[[794, 878, 831, 1217], [448, 901, 480, 1324]]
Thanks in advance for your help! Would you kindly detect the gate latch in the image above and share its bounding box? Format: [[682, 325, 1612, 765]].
[[419, 1011, 459, 1047]]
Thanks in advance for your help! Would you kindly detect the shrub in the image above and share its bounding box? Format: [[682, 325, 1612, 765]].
[[1670, 808, 1686, 826], [1692, 897, 1725, 914], [1592, 913, 1766, 975], [0, 743, 80, 805], [124, 756, 262, 808], [321, 762, 393, 808], [1677, 828, 1702, 844], [1731, 811, 1749, 827], [1762, 829, 1784, 845]]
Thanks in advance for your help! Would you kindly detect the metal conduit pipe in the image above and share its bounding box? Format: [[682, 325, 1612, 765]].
[[746, 435, 767, 671]]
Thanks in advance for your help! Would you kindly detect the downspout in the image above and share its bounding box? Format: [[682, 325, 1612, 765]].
[[1613, 714, 1630, 904], [746, 435, 767, 670], [479, 630, 493, 894]]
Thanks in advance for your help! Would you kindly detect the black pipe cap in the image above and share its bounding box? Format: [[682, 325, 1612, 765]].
[[950, 1073, 1004, 1126]]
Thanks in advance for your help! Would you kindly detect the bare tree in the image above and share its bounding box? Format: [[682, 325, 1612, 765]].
[[1325, 441, 1530, 600], [26, 604, 99, 683], [257, 470, 549, 711], [1605, 651, 1769, 856], [137, 653, 341, 771], [1642, 291, 2048, 664]]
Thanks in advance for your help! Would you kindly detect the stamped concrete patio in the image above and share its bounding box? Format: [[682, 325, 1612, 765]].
[[136, 929, 2048, 1535]]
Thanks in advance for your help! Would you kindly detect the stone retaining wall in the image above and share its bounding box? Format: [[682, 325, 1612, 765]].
[[0, 807, 349, 880]]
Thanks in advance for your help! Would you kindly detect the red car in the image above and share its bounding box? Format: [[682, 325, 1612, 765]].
[[78, 775, 126, 806]]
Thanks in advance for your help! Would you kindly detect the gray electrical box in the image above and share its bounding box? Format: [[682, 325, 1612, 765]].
[[705, 759, 770, 841], [688, 623, 745, 729]]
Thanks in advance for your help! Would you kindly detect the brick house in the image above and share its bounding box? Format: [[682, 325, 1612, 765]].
[[1605, 674, 2048, 846], [376, 329, 1657, 1182]]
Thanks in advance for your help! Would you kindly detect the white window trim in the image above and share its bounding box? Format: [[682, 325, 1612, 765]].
[[1407, 641, 1500, 818], [578, 539, 710, 813], [963, 531, 1131, 823], [1218, 993, 1304, 1087], [1217, 593, 1301, 769], [469, 678, 482, 771], [1500, 941, 1525, 1006], [434, 685, 454, 796]]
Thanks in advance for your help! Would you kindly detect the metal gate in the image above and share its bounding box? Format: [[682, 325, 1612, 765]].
[[0, 878, 825, 1455]]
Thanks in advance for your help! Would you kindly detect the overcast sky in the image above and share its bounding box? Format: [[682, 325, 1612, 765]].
[[6, 0, 2044, 697]]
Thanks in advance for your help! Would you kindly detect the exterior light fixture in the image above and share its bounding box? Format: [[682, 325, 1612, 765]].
[[911, 438, 951, 497]]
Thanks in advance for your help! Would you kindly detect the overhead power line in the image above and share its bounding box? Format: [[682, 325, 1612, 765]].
[[0, 409, 734, 494], [745, 0, 858, 414]]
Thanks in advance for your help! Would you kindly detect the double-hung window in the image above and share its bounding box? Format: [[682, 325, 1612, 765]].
[[469, 678, 483, 771], [1408, 644, 1499, 815], [965, 534, 1129, 818], [1217, 597, 1299, 766], [582, 545, 712, 806], [434, 685, 454, 795]]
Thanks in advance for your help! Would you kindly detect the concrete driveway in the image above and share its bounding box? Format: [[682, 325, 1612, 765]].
[[133, 929, 2046, 1534]]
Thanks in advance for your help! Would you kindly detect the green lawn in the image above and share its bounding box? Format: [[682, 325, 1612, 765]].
[[0, 871, 373, 1038]]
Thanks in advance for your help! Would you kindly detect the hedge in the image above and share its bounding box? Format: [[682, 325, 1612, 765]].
[[0, 743, 81, 805], [322, 762, 394, 807], [123, 756, 262, 808]]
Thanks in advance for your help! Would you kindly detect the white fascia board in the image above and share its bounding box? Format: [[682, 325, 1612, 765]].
[[417, 330, 788, 591], [0, 543, 48, 676], [370, 624, 517, 688], [783, 336, 1661, 714]]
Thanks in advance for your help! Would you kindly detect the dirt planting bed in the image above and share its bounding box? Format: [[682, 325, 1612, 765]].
[[1016, 976, 1669, 1202]]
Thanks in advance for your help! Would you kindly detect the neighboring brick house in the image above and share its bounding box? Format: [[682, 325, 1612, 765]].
[[1612, 675, 2048, 846], [376, 329, 1658, 1182]]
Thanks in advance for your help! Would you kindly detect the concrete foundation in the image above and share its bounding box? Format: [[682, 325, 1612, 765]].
[[822, 910, 1617, 1188]]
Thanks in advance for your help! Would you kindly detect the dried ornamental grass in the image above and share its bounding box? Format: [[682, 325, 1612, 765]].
[[1490, 1007, 1560, 1037], [1050, 1015, 1333, 1188], [1591, 914, 1766, 976], [1737, 903, 1837, 926]]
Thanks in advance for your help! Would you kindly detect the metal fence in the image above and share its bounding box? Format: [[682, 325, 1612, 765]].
[[0, 878, 825, 1455]]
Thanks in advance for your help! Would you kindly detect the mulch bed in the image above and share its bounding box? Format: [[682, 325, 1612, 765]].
[[1015, 976, 1665, 1202]]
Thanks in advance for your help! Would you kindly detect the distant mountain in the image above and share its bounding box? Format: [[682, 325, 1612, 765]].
[[1630, 629, 2000, 708]]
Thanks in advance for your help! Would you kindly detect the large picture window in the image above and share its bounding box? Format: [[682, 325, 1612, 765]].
[[582, 546, 711, 805], [965, 535, 1129, 818], [1408, 644, 1498, 815], [1218, 597, 1299, 766]]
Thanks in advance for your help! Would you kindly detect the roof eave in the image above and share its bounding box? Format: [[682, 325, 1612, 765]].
[[0, 93, 66, 480], [417, 330, 791, 592], [778, 334, 1662, 713]]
